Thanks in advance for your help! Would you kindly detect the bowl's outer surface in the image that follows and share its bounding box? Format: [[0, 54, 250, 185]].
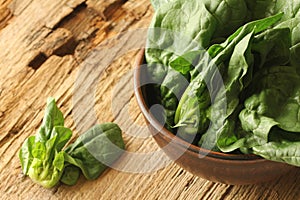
[[134, 49, 295, 185]]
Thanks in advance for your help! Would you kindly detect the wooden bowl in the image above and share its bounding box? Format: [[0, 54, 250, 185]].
[[133, 49, 295, 185]]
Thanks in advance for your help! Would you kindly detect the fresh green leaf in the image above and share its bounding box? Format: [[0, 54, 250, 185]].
[[53, 151, 65, 172], [60, 165, 81, 186], [62, 123, 125, 183], [36, 97, 64, 143], [246, 66, 300, 131], [19, 98, 70, 188], [19, 98, 126, 188], [205, 32, 255, 152], [169, 50, 203, 75], [151, 0, 174, 10], [28, 146, 65, 188], [147, 0, 250, 68], [32, 142, 46, 160], [174, 78, 211, 144], [28, 158, 64, 188], [253, 141, 300, 167], [275, 17, 300, 67], [19, 136, 35, 175], [160, 68, 189, 129], [50, 126, 72, 152], [207, 12, 284, 58], [240, 66, 300, 134], [146, 0, 252, 133], [251, 28, 291, 68], [250, 0, 300, 21]]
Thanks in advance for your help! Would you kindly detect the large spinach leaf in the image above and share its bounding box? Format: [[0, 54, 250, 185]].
[[240, 66, 300, 139], [252, 128, 300, 166]]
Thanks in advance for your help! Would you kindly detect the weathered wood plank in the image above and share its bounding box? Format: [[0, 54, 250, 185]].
[[0, 0, 299, 200]]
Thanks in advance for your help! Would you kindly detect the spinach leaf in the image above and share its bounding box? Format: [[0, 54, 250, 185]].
[[28, 127, 72, 188], [169, 50, 203, 75], [213, 32, 254, 152], [175, 31, 254, 149], [174, 77, 211, 144], [160, 68, 189, 129], [173, 14, 283, 149], [146, 0, 254, 131], [214, 19, 293, 152], [60, 165, 80, 186], [206, 12, 284, 59], [240, 66, 300, 137], [19, 136, 35, 175], [236, 66, 300, 167], [201, 0, 249, 38], [253, 141, 300, 167], [146, 0, 217, 78], [251, 127, 300, 166], [275, 17, 300, 68], [19, 98, 71, 188], [61, 123, 125, 185], [276, 18, 300, 46], [245, 0, 300, 72], [19, 98, 125, 188], [249, 0, 300, 21], [151, 0, 173, 10], [146, 0, 250, 70], [190, 12, 284, 80], [251, 28, 291, 68], [215, 25, 292, 152], [35, 97, 64, 143]]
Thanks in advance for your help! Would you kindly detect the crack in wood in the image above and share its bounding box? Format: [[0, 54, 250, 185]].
[[87, 0, 128, 21], [48, 31, 78, 57], [52, 2, 87, 30], [28, 52, 48, 70], [27, 2, 96, 69], [102, 0, 128, 21], [25, 0, 149, 70]]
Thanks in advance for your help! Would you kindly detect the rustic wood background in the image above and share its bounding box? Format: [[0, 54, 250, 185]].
[[0, 0, 299, 199]]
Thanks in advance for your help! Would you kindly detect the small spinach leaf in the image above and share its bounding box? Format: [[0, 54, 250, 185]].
[[19, 136, 35, 175], [36, 97, 64, 143], [19, 98, 126, 188], [62, 123, 125, 184]]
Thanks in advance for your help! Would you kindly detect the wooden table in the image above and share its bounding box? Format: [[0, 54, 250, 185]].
[[0, 0, 299, 199]]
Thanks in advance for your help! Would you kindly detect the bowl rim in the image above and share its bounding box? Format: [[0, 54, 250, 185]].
[[134, 48, 268, 162]]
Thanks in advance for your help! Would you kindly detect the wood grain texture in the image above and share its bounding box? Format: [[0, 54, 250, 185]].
[[0, 0, 299, 199]]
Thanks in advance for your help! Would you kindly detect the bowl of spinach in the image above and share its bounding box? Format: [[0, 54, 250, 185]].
[[134, 0, 300, 185]]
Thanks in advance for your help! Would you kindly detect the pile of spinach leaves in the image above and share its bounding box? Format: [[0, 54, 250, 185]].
[[19, 98, 125, 188], [146, 0, 300, 167]]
